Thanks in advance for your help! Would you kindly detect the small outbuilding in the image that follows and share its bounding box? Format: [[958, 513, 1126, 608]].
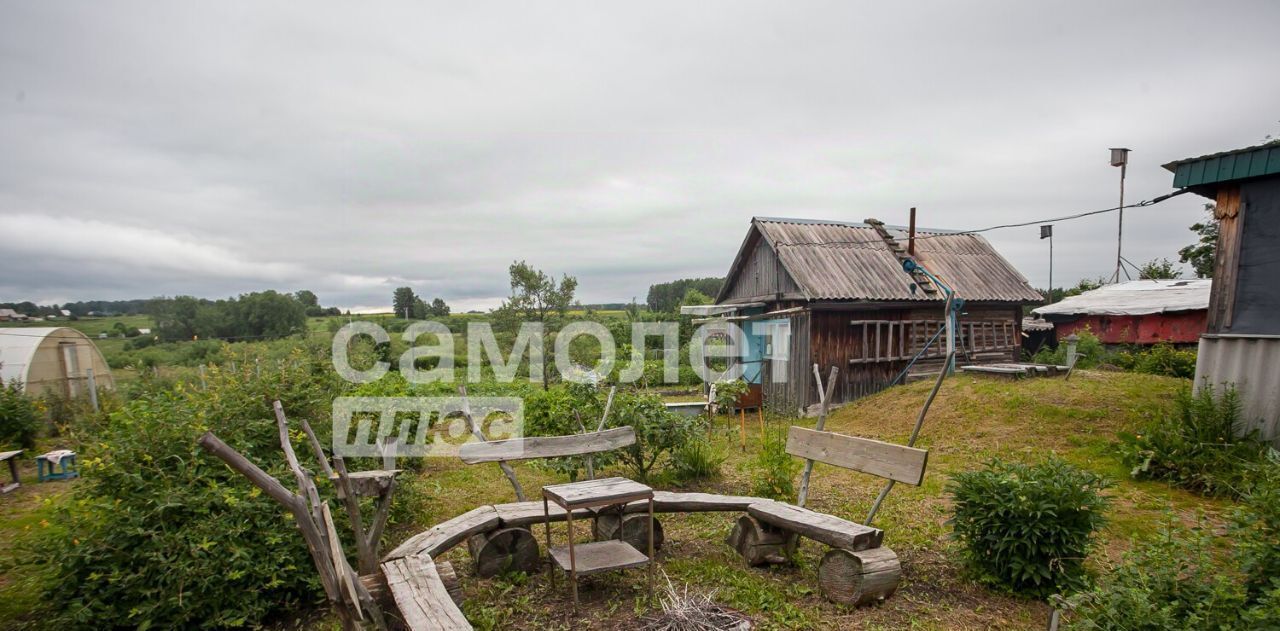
[[1032, 279, 1210, 345], [0, 327, 115, 398], [1165, 140, 1280, 445]]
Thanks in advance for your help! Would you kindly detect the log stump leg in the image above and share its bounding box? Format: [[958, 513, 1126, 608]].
[[817, 546, 901, 606], [435, 560, 464, 605], [593, 512, 665, 552], [466, 527, 540, 578], [726, 515, 791, 566]]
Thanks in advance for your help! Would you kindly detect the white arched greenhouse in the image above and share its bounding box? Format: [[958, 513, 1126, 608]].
[[0, 327, 115, 398]]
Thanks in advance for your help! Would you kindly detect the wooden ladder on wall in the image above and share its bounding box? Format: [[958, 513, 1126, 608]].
[[864, 218, 937, 296]]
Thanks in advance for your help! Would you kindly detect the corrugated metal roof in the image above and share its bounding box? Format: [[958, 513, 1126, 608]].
[[743, 217, 1042, 303], [1164, 140, 1280, 188], [1033, 279, 1210, 317]]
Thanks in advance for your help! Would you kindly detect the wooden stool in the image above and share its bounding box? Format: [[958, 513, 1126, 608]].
[[37, 451, 78, 482]]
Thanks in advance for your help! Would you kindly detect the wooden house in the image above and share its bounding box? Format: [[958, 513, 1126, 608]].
[[707, 217, 1042, 413]]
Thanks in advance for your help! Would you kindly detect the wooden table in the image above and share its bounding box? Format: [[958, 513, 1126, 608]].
[[542, 477, 654, 610], [0, 450, 22, 494]]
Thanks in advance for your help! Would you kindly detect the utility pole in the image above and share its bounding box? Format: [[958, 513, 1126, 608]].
[[1040, 224, 1054, 303], [1109, 147, 1131, 283]]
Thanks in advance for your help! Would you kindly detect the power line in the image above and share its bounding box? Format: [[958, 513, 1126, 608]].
[[913, 188, 1190, 241], [770, 188, 1189, 249]]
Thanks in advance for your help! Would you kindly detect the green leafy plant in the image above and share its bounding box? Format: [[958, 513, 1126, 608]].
[[1031, 329, 1109, 368], [16, 347, 344, 629], [612, 391, 701, 482], [669, 435, 726, 483], [1065, 464, 1280, 631], [751, 425, 800, 501], [947, 457, 1111, 598], [0, 379, 40, 449], [1063, 522, 1253, 629], [1233, 454, 1280, 601], [713, 378, 750, 411], [1118, 384, 1267, 497], [1129, 343, 1197, 379]]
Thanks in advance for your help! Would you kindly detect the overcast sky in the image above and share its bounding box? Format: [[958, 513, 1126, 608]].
[[2, 1, 1278, 312]]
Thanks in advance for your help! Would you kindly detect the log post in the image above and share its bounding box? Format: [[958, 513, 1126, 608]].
[[593, 512, 665, 552], [726, 515, 790, 566], [817, 546, 901, 606], [465, 527, 541, 578]]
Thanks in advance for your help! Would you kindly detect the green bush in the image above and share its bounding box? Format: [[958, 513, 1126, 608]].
[[1031, 330, 1108, 369], [612, 390, 702, 482], [947, 457, 1111, 598], [669, 435, 725, 483], [1234, 455, 1280, 602], [1064, 523, 1253, 629], [1118, 384, 1267, 497], [751, 425, 800, 501], [1066, 463, 1280, 631], [713, 378, 750, 410], [0, 380, 40, 449], [1130, 343, 1197, 379], [17, 348, 345, 629]]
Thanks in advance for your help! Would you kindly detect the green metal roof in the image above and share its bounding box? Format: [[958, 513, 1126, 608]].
[[1164, 140, 1280, 188]]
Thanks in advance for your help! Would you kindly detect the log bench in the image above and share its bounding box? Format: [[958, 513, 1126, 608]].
[[724, 424, 930, 606]]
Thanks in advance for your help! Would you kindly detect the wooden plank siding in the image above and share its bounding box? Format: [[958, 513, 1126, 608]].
[[761, 305, 1021, 414], [720, 232, 805, 303]]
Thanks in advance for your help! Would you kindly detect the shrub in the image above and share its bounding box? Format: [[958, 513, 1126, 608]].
[[1130, 343, 1197, 379], [1233, 455, 1280, 601], [1031, 330, 1108, 369], [17, 348, 345, 629], [751, 425, 799, 501], [613, 390, 702, 482], [1063, 522, 1249, 629], [713, 378, 750, 411], [669, 435, 725, 483], [1065, 465, 1280, 631], [0, 379, 40, 449], [1118, 384, 1267, 497], [947, 457, 1111, 598]]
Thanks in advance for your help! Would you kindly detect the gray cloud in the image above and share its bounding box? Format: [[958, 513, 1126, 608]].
[[2, 1, 1278, 310]]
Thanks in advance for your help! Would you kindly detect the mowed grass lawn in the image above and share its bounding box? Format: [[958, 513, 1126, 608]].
[[373, 370, 1221, 631]]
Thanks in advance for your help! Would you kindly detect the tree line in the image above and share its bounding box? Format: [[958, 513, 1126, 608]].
[[645, 277, 723, 313], [147, 290, 335, 342]]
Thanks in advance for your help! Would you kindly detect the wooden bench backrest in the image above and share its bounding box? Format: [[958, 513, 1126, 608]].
[[458, 426, 636, 464], [786, 426, 928, 486]]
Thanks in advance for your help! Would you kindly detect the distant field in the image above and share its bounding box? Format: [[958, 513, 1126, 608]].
[[0, 314, 152, 337]]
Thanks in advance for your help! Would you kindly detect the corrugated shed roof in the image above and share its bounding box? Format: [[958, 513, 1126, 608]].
[[740, 217, 1041, 303], [1163, 140, 1280, 188], [1033, 279, 1210, 317]]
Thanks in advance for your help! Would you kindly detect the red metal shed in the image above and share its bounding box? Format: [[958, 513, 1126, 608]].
[[1032, 279, 1210, 345]]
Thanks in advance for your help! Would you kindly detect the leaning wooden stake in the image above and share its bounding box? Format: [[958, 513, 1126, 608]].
[[574, 386, 616, 480], [798, 365, 839, 508], [459, 385, 526, 501]]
